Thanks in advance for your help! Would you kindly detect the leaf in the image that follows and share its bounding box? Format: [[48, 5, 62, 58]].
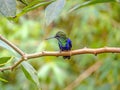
[[22, 0, 54, 12], [21, 61, 40, 88], [45, 0, 66, 26], [69, 0, 116, 13], [19, 0, 28, 5], [0, 77, 8, 82], [13, 0, 54, 21], [0, 57, 13, 66], [0, 0, 16, 17]]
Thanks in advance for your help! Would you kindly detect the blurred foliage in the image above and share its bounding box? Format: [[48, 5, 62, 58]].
[[0, 0, 120, 90]]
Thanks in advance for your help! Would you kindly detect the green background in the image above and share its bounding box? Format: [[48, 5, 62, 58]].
[[0, 0, 120, 90]]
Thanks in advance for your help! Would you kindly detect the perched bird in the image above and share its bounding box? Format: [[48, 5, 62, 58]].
[[46, 31, 72, 59]]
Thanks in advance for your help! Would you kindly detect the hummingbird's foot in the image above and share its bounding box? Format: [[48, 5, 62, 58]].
[[56, 50, 62, 57], [69, 50, 71, 57], [59, 50, 62, 53]]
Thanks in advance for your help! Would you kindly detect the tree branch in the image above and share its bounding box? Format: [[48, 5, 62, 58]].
[[0, 34, 25, 56], [26, 47, 120, 59], [64, 61, 102, 90], [0, 34, 120, 72]]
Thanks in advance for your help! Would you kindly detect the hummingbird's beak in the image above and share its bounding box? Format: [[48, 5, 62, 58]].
[[45, 36, 55, 40]]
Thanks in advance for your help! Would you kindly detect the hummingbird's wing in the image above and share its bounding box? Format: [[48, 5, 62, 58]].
[[58, 43, 63, 51], [68, 38, 72, 49]]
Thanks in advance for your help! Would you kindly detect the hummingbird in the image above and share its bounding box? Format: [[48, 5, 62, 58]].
[[46, 31, 72, 59]]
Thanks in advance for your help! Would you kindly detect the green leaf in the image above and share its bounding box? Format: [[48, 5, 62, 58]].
[[21, 61, 40, 88], [45, 0, 66, 26], [0, 0, 16, 17], [13, 0, 54, 21], [0, 57, 13, 66], [69, 0, 116, 12], [0, 77, 8, 82], [23, 0, 54, 12], [19, 0, 28, 5]]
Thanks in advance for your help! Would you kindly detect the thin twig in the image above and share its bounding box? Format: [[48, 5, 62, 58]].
[[64, 61, 102, 90], [10, 58, 24, 71], [0, 34, 25, 56]]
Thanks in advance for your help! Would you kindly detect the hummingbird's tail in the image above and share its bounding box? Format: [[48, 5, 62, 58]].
[[63, 56, 70, 59]]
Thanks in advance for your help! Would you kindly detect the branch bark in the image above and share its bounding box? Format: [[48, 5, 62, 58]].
[[26, 47, 120, 59], [0, 34, 120, 71]]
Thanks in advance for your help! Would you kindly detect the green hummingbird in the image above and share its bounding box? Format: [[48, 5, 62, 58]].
[[46, 31, 72, 59]]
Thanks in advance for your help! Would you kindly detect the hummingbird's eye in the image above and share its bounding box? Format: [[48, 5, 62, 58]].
[[56, 36, 59, 38]]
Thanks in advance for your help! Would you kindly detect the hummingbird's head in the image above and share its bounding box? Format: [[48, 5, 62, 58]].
[[55, 31, 67, 39], [45, 31, 67, 40]]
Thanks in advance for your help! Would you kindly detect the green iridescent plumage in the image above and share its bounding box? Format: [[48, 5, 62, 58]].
[[55, 31, 68, 47]]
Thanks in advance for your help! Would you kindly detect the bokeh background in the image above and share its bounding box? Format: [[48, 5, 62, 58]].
[[0, 0, 120, 90]]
